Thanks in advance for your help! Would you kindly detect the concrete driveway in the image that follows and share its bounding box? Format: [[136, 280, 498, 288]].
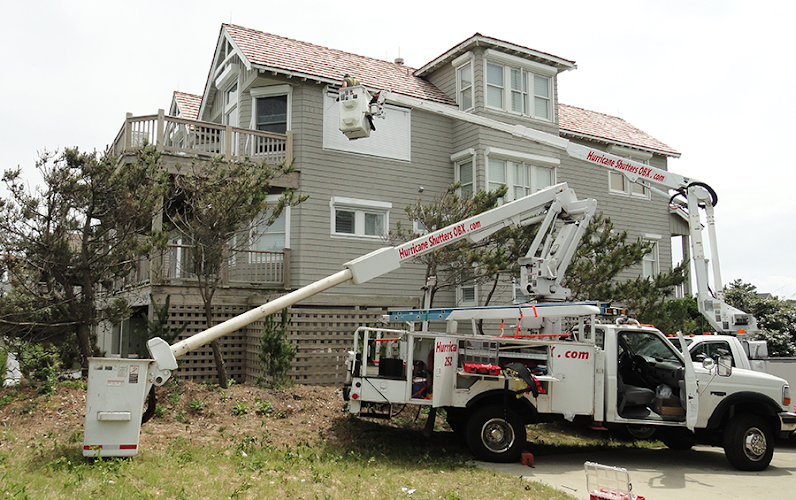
[[478, 439, 796, 499]]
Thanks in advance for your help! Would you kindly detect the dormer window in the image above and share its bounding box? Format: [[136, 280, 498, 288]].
[[484, 50, 555, 121], [453, 52, 474, 111]]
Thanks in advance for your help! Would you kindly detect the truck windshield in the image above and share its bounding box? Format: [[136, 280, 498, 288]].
[[621, 331, 682, 363]]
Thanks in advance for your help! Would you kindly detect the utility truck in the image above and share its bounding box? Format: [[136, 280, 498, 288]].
[[338, 85, 795, 470]]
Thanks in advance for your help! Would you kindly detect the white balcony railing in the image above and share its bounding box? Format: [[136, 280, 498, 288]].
[[111, 110, 292, 164]]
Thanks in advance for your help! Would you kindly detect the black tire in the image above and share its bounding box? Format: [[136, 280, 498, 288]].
[[624, 424, 657, 441], [723, 414, 774, 471], [661, 431, 694, 451], [446, 409, 467, 439], [465, 405, 526, 463]]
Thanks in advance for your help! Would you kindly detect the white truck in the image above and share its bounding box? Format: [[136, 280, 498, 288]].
[[343, 309, 795, 470], [684, 334, 796, 411], [338, 85, 795, 470]]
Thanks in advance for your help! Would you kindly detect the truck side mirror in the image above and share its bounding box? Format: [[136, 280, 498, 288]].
[[717, 355, 733, 377], [702, 357, 715, 370]]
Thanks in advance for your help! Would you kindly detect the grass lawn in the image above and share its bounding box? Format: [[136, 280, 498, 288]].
[[0, 381, 658, 499]]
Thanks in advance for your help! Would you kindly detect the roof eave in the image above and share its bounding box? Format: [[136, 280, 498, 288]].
[[249, 64, 336, 86], [416, 34, 577, 77], [559, 129, 681, 158]]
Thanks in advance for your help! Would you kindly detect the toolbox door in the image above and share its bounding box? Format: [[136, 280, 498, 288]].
[[432, 337, 458, 407], [549, 343, 597, 415]]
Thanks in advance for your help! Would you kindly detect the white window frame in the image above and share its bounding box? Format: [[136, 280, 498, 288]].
[[642, 234, 661, 279], [485, 147, 559, 202], [606, 145, 652, 199], [483, 50, 556, 121], [453, 52, 474, 111], [486, 62, 505, 110], [412, 219, 429, 236], [452, 148, 476, 198], [250, 84, 293, 132], [330, 196, 391, 239], [249, 195, 291, 253], [223, 82, 239, 127], [457, 277, 478, 306]]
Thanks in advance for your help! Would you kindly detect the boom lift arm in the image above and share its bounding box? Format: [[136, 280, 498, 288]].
[[147, 182, 595, 382], [340, 86, 756, 336]]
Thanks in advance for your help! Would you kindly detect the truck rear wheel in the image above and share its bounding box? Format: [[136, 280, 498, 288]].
[[623, 424, 657, 441], [723, 414, 774, 471], [465, 405, 525, 463]]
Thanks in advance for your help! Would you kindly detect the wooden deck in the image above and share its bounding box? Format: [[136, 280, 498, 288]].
[[111, 110, 295, 181]]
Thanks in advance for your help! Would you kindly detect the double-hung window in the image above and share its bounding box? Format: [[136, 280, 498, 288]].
[[486, 63, 505, 109], [642, 236, 660, 278], [330, 197, 391, 239], [250, 203, 290, 253], [452, 148, 476, 198], [484, 50, 555, 121], [486, 148, 558, 202], [457, 269, 478, 306], [457, 63, 474, 111], [251, 85, 292, 134]]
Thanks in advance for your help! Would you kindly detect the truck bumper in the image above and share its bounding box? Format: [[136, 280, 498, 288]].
[[777, 411, 796, 438]]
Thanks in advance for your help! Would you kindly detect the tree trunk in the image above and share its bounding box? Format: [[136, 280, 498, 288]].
[[211, 339, 229, 389], [204, 300, 229, 388], [76, 322, 94, 370]]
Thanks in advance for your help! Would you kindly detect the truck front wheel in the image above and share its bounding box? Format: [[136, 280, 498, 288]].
[[465, 405, 525, 463], [723, 414, 774, 471]]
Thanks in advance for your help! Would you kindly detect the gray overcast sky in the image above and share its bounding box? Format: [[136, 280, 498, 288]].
[[2, 0, 794, 298]]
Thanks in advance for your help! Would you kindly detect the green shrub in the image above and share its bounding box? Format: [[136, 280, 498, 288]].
[[232, 402, 249, 416]]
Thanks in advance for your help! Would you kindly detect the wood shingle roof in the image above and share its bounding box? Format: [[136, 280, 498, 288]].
[[223, 24, 455, 105], [558, 103, 679, 157]]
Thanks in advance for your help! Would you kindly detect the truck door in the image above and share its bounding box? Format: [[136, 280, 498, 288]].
[[678, 333, 700, 431], [432, 337, 458, 407]]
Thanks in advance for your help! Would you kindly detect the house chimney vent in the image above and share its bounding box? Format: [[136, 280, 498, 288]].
[[394, 57, 404, 65]]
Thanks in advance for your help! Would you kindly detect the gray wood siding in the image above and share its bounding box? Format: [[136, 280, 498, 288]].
[[288, 82, 456, 304]]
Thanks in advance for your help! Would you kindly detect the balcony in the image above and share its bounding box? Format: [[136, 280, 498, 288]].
[[118, 245, 291, 290], [111, 110, 296, 187]]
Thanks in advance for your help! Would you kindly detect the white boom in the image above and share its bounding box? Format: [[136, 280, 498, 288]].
[[147, 182, 595, 379], [339, 85, 756, 336]]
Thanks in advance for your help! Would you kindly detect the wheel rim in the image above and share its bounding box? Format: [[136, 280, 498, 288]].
[[627, 425, 656, 440], [481, 417, 515, 453], [743, 426, 768, 461]]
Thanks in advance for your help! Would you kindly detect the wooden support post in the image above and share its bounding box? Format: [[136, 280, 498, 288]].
[[124, 113, 133, 152], [156, 109, 165, 152], [225, 125, 233, 162], [285, 131, 293, 166], [282, 248, 291, 289]]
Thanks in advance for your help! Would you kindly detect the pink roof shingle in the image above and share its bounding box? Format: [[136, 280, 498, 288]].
[[173, 91, 201, 120], [223, 24, 455, 105], [558, 103, 679, 157]]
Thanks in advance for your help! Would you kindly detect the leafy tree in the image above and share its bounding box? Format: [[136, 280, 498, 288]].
[[0, 147, 164, 367], [390, 184, 506, 306], [724, 280, 796, 356], [634, 296, 706, 336], [135, 294, 188, 345], [563, 214, 688, 323], [258, 307, 296, 388], [165, 157, 305, 388]]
